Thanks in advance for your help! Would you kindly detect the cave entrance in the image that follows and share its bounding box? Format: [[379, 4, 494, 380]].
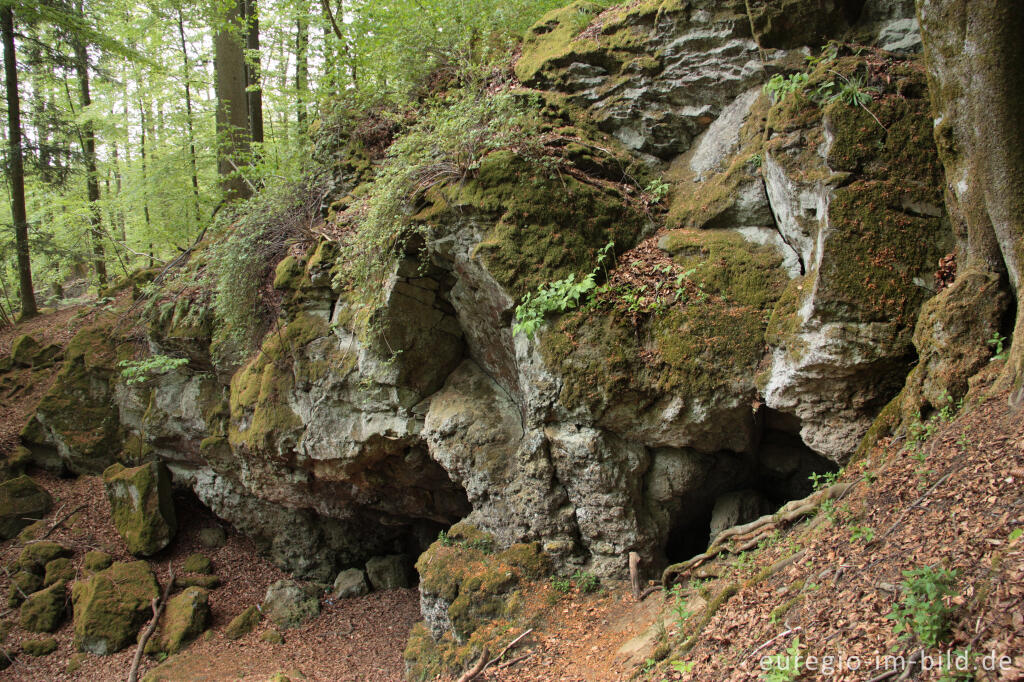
[[662, 410, 838, 565]]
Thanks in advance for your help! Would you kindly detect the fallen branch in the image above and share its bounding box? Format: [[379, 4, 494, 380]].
[[483, 629, 533, 670], [40, 504, 86, 539], [747, 626, 802, 661], [456, 647, 489, 682], [497, 652, 531, 670], [128, 564, 174, 682], [629, 552, 642, 600]]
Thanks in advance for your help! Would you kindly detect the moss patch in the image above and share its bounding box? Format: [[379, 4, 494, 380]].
[[146, 587, 210, 656], [20, 580, 66, 633], [71, 560, 160, 655], [181, 553, 213, 575], [224, 604, 260, 640], [22, 636, 58, 656], [0, 476, 53, 540], [103, 461, 177, 556]]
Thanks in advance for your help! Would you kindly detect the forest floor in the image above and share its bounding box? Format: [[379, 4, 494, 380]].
[[1, 305, 1022, 681]]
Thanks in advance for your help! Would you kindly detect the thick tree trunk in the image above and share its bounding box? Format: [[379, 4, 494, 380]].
[[295, 7, 309, 129], [244, 0, 263, 146], [2, 7, 38, 319], [917, 0, 1024, 399], [214, 0, 251, 201], [72, 21, 107, 287], [177, 10, 202, 229]]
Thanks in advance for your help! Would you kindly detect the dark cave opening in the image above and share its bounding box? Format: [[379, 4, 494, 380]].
[[662, 410, 839, 566]]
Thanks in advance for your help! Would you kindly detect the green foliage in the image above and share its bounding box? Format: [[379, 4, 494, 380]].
[[850, 525, 875, 543], [549, 575, 572, 593], [763, 72, 810, 103], [887, 565, 959, 647], [118, 355, 188, 384], [988, 332, 1007, 361], [513, 241, 613, 339], [1009, 528, 1023, 544], [761, 637, 803, 682], [571, 570, 600, 594], [644, 178, 671, 204], [807, 470, 839, 492], [667, 584, 692, 629], [671, 659, 695, 674]]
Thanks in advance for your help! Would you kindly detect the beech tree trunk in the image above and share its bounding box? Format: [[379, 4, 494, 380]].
[[215, 0, 251, 201], [917, 0, 1024, 399], [2, 6, 38, 318], [244, 0, 263, 146]]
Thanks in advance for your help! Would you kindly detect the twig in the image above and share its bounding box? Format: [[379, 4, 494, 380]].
[[484, 629, 533, 670], [456, 647, 489, 682], [127, 564, 174, 682], [639, 585, 662, 600], [40, 504, 86, 539], [747, 626, 802, 661], [497, 652, 531, 670]]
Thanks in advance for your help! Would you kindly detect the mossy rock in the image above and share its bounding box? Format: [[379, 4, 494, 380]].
[[224, 604, 260, 640], [174, 574, 221, 590], [44, 557, 76, 586], [145, 586, 210, 656], [20, 580, 67, 633], [22, 636, 58, 656], [495, 543, 552, 579], [11, 335, 41, 367], [32, 344, 64, 367], [365, 555, 413, 591], [197, 526, 227, 549], [8, 570, 43, 608], [83, 550, 113, 573], [181, 553, 212, 575], [103, 461, 177, 556], [0, 476, 53, 540], [515, 1, 608, 84], [261, 580, 320, 629], [1, 446, 32, 482], [746, 0, 862, 49], [66, 652, 87, 674], [17, 541, 70, 574], [0, 356, 12, 373], [224, 602, 260, 638], [260, 628, 284, 645], [71, 560, 160, 655], [0, 619, 10, 643]]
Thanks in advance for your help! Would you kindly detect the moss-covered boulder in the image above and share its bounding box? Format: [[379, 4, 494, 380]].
[[16, 541, 70, 574], [0, 476, 52, 539], [71, 560, 160, 655], [181, 553, 212, 575], [83, 550, 113, 572], [103, 461, 176, 556], [44, 557, 75, 586], [22, 636, 57, 656], [8, 571, 43, 608], [20, 580, 67, 632], [224, 604, 260, 640], [145, 586, 210, 656], [174, 574, 221, 590], [261, 580, 320, 629], [11, 335, 41, 367]]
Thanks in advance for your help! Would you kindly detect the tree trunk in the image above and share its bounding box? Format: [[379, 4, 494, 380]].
[[917, 0, 1024, 400], [245, 0, 263, 146], [72, 14, 107, 287], [295, 6, 309, 129], [177, 10, 202, 229], [2, 6, 38, 319], [214, 0, 251, 201]]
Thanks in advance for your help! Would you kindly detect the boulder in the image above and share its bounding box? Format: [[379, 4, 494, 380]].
[[262, 580, 320, 629], [174, 574, 220, 590], [32, 344, 64, 367], [71, 561, 159, 655], [11, 335, 41, 367], [83, 550, 113, 572], [20, 580, 67, 633], [224, 605, 260, 640], [145, 586, 210, 655], [181, 553, 212, 574], [16, 541, 69, 574], [197, 526, 226, 548], [103, 461, 176, 556], [44, 558, 75, 586], [8, 571, 42, 608], [332, 568, 369, 599], [22, 637, 57, 657], [0, 476, 52, 540], [365, 555, 412, 591]]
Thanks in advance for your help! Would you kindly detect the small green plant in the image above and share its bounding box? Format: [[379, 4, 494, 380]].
[[644, 178, 671, 203], [763, 72, 810, 103], [667, 584, 692, 628], [641, 657, 657, 673], [671, 659, 695, 674], [1008, 528, 1023, 544], [437, 530, 454, 546], [572, 570, 600, 594], [887, 565, 959, 647], [808, 470, 839, 492], [987, 332, 1007, 361], [938, 647, 976, 681], [118, 355, 189, 384], [761, 636, 803, 682], [749, 152, 763, 168], [513, 241, 614, 339], [549, 575, 572, 593], [818, 498, 837, 523], [850, 525, 875, 543]]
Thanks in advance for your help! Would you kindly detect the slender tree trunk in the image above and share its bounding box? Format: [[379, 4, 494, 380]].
[[296, 7, 309, 129], [177, 10, 202, 229], [112, 143, 126, 242], [2, 7, 38, 318], [214, 0, 251, 201], [138, 99, 153, 248], [244, 0, 263, 146], [71, 11, 107, 287]]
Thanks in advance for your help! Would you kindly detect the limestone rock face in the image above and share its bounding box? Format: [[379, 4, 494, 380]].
[[103, 462, 177, 556], [71, 561, 159, 655], [0, 476, 52, 540]]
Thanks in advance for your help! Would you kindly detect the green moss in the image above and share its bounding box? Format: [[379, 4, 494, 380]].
[[495, 543, 551, 579], [146, 587, 210, 656], [261, 628, 284, 644], [83, 550, 113, 573], [71, 561, 160, 655], [515, 1, 608, 83], [537, 226, 785, 412], [273, 255, 307, 291], [764, 276, 810, 365], [17, 541, 70, 574], [181, 553, 212, 575], [20, 580, 66, 633], [66, 652, 87, 674], [445, 151, 646, 300], [8, 570, 42, 608], [228, 313, 328, 454], [174, 574, 221, 590], [0, 476, 53, 539], [224, 605, 260, 640], [22, 636, 57, 656], [44, 557, 75, 586]]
